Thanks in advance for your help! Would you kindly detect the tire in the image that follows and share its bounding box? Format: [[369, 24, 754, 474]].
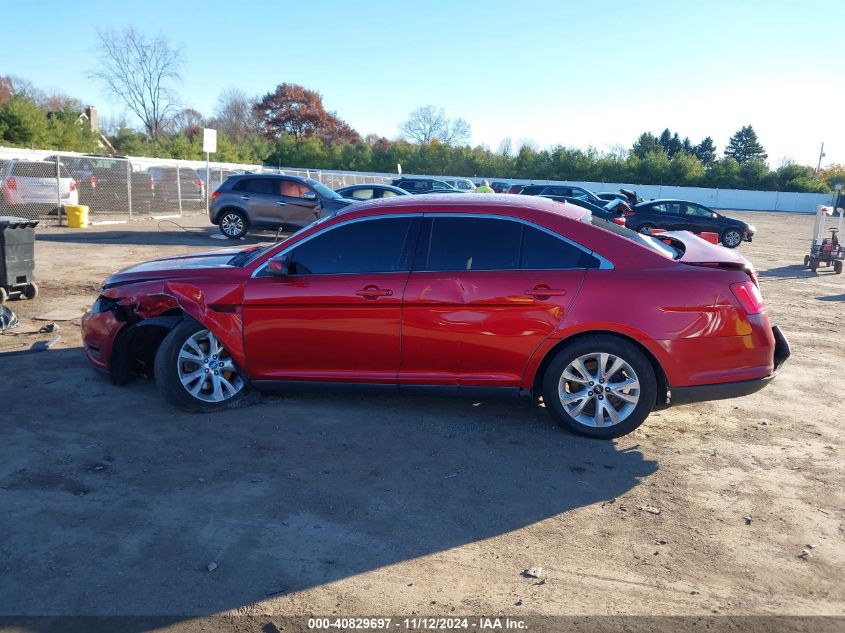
[[835, 260, 843, 275], [0, 287, 7, 304], [637, 223, 654, 235], [810, 257, 818, 272], [541, 335, 657, 439], [803, 255, 810, 267], [23, 282, 38, 300], [218, 209, 248, 239], [721, 228, 743, 248], [154, 320, 252, 413]]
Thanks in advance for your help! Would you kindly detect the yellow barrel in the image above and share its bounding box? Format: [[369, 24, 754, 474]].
[[64, 205, 89, 228]]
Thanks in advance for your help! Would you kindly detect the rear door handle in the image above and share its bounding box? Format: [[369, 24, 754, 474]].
[[355, 286, 393, 299], [525, 286, 567, 299], [276, 201, 287, 206], [240, 195, 250, 200]]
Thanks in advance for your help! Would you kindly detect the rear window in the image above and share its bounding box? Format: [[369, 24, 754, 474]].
[[590, 216, 679, 259], [12, 162, 69, 178]]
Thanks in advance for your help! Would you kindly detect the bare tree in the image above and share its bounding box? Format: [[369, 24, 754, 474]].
[[497, 137, 513, 157], [399, 105, 471, 146], [91, 27, 182, 140], [211, 88, 259, 143]]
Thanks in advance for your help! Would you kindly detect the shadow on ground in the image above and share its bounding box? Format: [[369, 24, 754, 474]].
[[817, 294, 845, 302], [0, 348, 657, 625]]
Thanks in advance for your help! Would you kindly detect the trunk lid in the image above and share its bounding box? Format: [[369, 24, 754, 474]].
[[659, 230, 755, 274]]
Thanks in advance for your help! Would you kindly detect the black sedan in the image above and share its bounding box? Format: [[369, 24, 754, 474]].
[[626, 199, 755, 248], [335, 184, 411, 200]]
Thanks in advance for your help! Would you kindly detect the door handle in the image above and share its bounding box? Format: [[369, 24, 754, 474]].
[[240, 195, 250, 200], [355, 286, 393, 299], [276, 201, 287, 206], [525, 286, 567, 299]]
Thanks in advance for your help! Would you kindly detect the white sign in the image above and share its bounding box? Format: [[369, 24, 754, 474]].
[[835, 184, 842, 191], [202, 128, 217, 154]]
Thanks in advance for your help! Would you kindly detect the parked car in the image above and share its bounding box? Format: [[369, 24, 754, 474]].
[[597, 192, 629, 203], [507, 184, 525, 194], [391, 178, 462, 194], [43, 154, 155, 213], [0, 159, 78, 215], [519, 184, 605, 205], [626, 199, 755, 248], [554, 196, 628, 226], [491, 181, 510, 193], [441, 178, 476, 192], [147, 166, 205, 207], [82, 194, 789, 439], [335, 184, 411, 200], [209, 174, 355, 239]]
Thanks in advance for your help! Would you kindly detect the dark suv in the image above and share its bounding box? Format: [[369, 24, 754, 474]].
[[391, 178, 460, 194], [519, 184, 605, 205], [209, 174, 355, 239]]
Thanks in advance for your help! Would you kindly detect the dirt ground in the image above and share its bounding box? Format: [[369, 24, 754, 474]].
[[0, 211, 842, 627]]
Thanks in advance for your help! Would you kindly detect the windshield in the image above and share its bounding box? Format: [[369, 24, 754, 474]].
[[229, 214, 334, 267], [305, 178, 343, 200], [590, 216, 680, 259]]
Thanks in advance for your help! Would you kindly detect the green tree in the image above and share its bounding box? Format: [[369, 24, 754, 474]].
[[725, 125, 767, 164], [693, 137, 717, 167], [0, 94, 49, 146], [632, 132, 662, 158], [668, 152, 705, 185]]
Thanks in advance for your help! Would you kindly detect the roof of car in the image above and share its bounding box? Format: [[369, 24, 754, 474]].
[[337, 192, 587, 220], [637, 198, 694, 205]]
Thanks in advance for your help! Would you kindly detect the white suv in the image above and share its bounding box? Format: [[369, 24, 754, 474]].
[[0, 160, 78, 215]]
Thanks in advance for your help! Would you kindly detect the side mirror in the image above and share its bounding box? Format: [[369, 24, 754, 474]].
[[267, 253, 291, 276], [303, 191, 317, 201]]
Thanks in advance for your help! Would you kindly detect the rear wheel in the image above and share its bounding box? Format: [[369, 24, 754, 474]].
[[721, 228, 743, 248], [219, 210, 248, 239], [541, 336, 657, 439], [835, 260, 843, 275], [810, 257, 818, 272], [637, 223, 654, 235], [154, 320, 252, 412], [803, 255, 810, 267]]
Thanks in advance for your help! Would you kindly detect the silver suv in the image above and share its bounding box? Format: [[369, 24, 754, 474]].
[[209, 174, 355, 239]]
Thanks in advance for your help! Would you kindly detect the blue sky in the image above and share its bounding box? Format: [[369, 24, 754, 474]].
[[3, 0, 843, 166]]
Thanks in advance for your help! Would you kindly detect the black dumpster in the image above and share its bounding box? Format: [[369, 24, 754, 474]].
[[0, 216, 39, 304]]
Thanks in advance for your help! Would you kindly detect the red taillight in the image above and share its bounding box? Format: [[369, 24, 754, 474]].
[[150, 176, 155, 190], [612, 217, 626, 226], [70, 179, 77, 192], [6, 177, 16, 191], [89, 175, 97, 189], [211, 190, 220, 201], [731, 281, 765, 315]]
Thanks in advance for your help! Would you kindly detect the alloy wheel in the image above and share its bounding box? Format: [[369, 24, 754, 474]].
[[557, 352, 640, 428], [177, 329, 245, 403], [723, 230, 742, 247], [221, 213, 244, 237]]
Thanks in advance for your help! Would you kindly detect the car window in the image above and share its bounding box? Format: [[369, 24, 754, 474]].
[[279, 180, 311, 198], [590, 216, 679, 260], [569, 188, 591, 200], [234, 178, 274, 194], [349, 188, 374, 200], [290, 217, 416, 275], [430, 181, 451, 191], [521, 225, 597, 269], [650, 203, 682, 215], [686, 204, 715, 218], [12, 162, 69, 178], [381, 190, 400, 198], [415, 217, 522, 271]]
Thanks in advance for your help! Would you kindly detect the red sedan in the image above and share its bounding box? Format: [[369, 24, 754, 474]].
[[81, 195, 789, 438]]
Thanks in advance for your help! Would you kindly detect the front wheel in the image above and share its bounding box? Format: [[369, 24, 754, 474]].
[[541, 336, 657, 439], [23, 282, 38, 300], [154, 320, 252, 412], [219, 210, 248, 239], [721, 228, 743, 248], [835, 260, 843, 275], [803, 255, 810, 267]]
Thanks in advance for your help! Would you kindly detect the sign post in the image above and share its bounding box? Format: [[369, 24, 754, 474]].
[[202, 128, 218, 216]]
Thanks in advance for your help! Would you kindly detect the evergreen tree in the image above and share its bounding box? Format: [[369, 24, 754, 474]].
[[725, 125, 767, 164], [693, 137, 717, 167], [632, 132, 662, 158]]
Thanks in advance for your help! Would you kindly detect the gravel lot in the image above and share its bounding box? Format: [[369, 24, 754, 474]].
[[0, 211, 842, 628]]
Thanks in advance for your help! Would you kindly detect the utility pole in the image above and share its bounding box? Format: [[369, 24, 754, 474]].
[[815, 142, 826, 178]]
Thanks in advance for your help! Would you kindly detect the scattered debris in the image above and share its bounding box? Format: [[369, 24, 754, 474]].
[[655, 539, 667, 545], [805, 544, 816, 550], [514, 599, 523, 606], [0, 306, 18, 332], [639, 505, 662, 515], [798, 549, 812, 560], [744, 516, 752, 525], [521, 566, 544, 579], [207, 562, 218, 572], [533, 579, 546, 586]]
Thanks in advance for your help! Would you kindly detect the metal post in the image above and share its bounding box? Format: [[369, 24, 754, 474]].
[[55, 155, 62, 226], [126, 159, 133, 220], [176, 163, 183, 217], [206, 153, 210, 218]]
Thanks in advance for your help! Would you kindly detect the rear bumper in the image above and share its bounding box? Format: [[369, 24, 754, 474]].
[[670, 325, 790, 405]]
